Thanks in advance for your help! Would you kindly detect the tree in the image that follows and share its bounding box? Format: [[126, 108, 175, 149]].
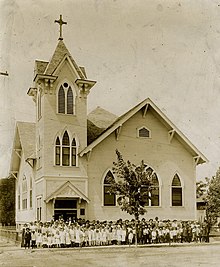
[[0, 178, 15, 226], [196, 179, 208, 199], [205, 168, 220, 229], [109, 150, 153, 245]]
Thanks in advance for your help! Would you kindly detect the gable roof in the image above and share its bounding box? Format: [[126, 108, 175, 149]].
[[88, 106, 118, 129], [9, 121, 36, 175], [17, 122, 36, 159], [44, 40, 85, 78], [80, 98, 208, 165], [45, 181, 90, 203], [35, 60, 49, 75]]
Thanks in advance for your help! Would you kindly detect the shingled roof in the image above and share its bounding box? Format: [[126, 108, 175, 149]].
[[44, 40, 85, 78], [80, 98, 208, 165], [17, 122, 36, 159]]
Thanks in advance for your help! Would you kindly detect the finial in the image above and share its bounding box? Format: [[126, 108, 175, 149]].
[[55, 15, 67, 40]]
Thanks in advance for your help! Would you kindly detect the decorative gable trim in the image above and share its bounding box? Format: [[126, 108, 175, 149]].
[[80, 98, 208, 165], [45, 181, 90, 203]]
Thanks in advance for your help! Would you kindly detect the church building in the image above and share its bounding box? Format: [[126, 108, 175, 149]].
[[9, 16, 207, 228]]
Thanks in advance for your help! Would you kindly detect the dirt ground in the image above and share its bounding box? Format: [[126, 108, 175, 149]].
[[0, 241, 220, 267]]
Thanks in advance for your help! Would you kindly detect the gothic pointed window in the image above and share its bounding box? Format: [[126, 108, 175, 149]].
[[58, 82, 75, 115], [172, 174, 182, 206], [140, 166, 160, 207], [55, 137, 61, 166], [151, 173, 159, 206], [55, 132, 78, 167], [67, 87, 74, 114], [103, 171, 116, 206], [71, 138, 77, 166], [58, 86, 65, 113], [62, 131, 70, 166]]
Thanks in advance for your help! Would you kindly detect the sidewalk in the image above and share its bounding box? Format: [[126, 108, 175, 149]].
[[0, 238, 220, 253]]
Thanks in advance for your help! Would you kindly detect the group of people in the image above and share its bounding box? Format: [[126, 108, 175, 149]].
[[21, 217, 210, 249]]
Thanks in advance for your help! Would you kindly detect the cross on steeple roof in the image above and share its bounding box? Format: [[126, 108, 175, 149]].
[[55, 15, 67, 40]]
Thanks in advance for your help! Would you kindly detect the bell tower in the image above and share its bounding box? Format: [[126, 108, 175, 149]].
[[27, 15, 96, 221]]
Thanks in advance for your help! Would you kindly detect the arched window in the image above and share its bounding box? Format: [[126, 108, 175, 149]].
[[151, 173, 159, 206], [22, 175, 27, 193], [71, 138, 77, 166], [58, 82, 75, 115], [103, 171, 116, 206], [55, 132, 78, 167], [172, 174, 182, 206], [140, 166, 160, 207], [55, 137, 61, 165], [67, 88, 73, 114], [62, 131, 70, 166], [58, 86, 65, 113]]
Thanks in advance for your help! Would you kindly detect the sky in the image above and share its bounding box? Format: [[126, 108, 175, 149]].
[[1, 0, 220, 180]]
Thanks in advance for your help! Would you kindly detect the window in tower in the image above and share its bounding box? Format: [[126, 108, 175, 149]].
[[55, 132, 78, 167], [55, 137, 61, 166], [58, 86, 65, 113], [71, 138, 77, 166], [57, 82, 75, 115], [62, 131, 70, 166]]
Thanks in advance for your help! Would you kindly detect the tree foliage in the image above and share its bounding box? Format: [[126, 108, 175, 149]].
[[196, 179, 208, 199], [0, 178, 15, 225], [109, 150, 153, 221], [205, 167, 220, 227]]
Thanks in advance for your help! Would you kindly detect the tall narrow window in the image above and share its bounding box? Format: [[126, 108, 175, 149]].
[[37, 197, 42, 221], [62, 131, 70, 166], [151, 173, 159, 206], [37, 90, 42, 119], [58, 86, 65, 113], [55, 132, 78, 167], [30, 177, 33, 209], [67, 88, 73, 114], [22, 176, 27, 210], [140, 166, 160, 207], [71, 138, 77, 166], [172, 174, 182, 206], [18, 186, 20, 210], [58, 82, 75, 115], [55, 137, 61, 165], [103, 171, 116, 206]]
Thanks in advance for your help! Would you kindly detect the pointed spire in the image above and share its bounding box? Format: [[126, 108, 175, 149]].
[[44, 40, 85, 79]]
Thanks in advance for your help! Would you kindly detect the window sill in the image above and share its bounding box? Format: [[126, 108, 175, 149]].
[[102, 205, 118, 208], [54, 165, 79, 168], [57, 113, 76, 117], [170, 206, 185, 208], [144, 206, 162, 208]]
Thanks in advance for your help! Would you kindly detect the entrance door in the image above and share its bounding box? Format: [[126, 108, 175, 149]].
[[54, 210, 77, 221], [54, 199, 77, 222]]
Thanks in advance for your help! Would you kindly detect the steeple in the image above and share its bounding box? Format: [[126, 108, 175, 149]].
[[44, 40, 85, 78]]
